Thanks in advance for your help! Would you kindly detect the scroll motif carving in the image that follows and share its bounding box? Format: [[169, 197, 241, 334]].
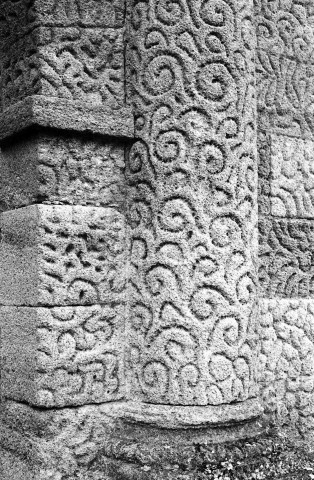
[[126, 0, 259, 405]]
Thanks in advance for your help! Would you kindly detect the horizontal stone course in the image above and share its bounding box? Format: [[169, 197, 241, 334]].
[[0, 96, 134, 143], [0, 304, 125, 407], [0, 205, 128, 306], [0, 132, 126, 211], [0, 0, 125, 44]]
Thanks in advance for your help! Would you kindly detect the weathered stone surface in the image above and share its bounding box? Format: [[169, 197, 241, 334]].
[[0, 0, 125, 42], [0, 400, 263, 480], [126, 0, 260, 407], [0, 132, 126, 211], [0, 26, 125, 110], [0, 305, 125, 407], [259, 299, 314, 436], [0, 449, 34, 480], [258, 130, 271, 216], [0, 205, 128, 306], [259, 217, 314, 298], [270, 135, 314, 218], [256, 0, 314, 138], [0, 96, 134, 143]]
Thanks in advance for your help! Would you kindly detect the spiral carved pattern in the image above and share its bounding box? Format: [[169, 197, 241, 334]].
[[126, 0, 259, 405]]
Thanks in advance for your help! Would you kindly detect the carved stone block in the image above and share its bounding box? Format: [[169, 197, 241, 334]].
[[0, 26, 124, 110], [270, 135, 314, 218], [0, 132, 126, 211], [0, 95, 134, 143], [255, 1, 314, 138], [0, 304, 125, 407], [260, 299, 314, 436], [259, 217, 314, 298], [255, 1, 314, 62], [0, 0, 125, 42], [256, 55, 314, 138], [0, 205, 128, 306]]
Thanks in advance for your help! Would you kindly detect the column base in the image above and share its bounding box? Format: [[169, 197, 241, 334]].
[[0, 399, 263, 480]]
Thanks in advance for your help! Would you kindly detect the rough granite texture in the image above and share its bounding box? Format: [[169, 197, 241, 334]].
[[259, 217, 314, 298], [126, 0, 260, 407], [0, 0, 125, 40], [0, 7, 125, 110], [0, 400, 263, 480], [0, 205, 128, 306], [270, 135, 314, 218], [0, 132, 126, 210], [259, 299, 314, 437], [255, 0, 314, 138], [0, 304, 126, 407], [2, 0, 314, 478], [0, 96, 134, 142]]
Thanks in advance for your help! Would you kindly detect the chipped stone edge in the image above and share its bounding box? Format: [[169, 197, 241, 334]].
[[0, 95, 135, 143]]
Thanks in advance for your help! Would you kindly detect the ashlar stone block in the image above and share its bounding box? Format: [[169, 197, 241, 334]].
[[270, 135, 314, 218], [0, 205, 128, 306], [0, 0, 125, 41], [0, 132, 126, 211], [0, 26, 125, 110], [256, 1, 314, 138], [259, 217, 314, 298], [260, 299, 314, 436], [0, 304, 125, 407]]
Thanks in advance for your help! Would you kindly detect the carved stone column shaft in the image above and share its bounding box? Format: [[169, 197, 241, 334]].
[[126, 0, 261, 415]]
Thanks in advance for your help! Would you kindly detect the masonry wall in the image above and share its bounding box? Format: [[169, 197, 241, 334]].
[[0, 1, 314, 479], [256, 0, 314, 437]]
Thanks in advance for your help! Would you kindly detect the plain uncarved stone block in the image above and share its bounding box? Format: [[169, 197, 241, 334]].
[[0, 96, 134, 143], [0, 205, 128, 306], [0, 305, 125, 407], [0, 132, 126, 211]]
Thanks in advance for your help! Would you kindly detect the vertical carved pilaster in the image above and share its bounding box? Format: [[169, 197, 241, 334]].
[[0, 1, 133, 410]]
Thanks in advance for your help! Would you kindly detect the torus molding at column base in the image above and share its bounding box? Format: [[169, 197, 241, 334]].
[[0, 398, 264, 480], [115, 399, 263, 429], [0, 95, 135, 143]]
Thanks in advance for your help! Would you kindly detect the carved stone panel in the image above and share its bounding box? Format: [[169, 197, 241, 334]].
[[255, 0, 314, 138], [260, 299, 314, 436], [0, 205, 128, 306], [0, 304, 125, 407], [270, 135, 314, 218], [0, 132, 126, 211], [259, 217, 314, 298], [0, 26, 125, 110], [0, 0, 125, 41]]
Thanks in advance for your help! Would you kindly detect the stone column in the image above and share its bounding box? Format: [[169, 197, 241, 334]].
[[125, 0, 262, 420]]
